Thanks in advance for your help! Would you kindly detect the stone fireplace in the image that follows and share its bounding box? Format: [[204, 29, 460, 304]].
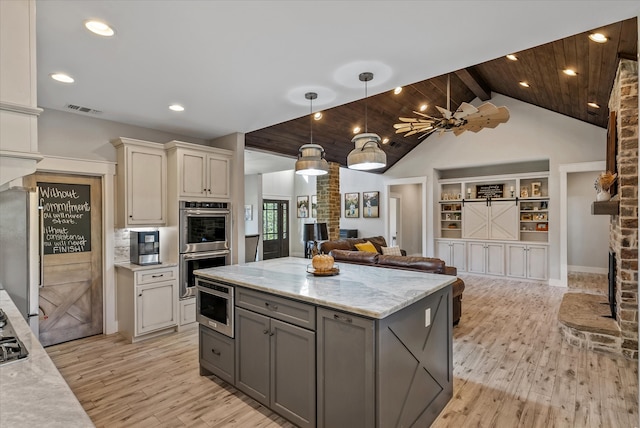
[[559, 59, 638, 359]]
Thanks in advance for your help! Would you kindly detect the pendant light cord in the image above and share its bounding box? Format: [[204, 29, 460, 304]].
[[364, 78, 368, 133], [309, 97, 313, 144]]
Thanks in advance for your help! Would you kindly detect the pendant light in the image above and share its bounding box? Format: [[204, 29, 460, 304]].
[[347, 72, 386, 171], [295, 92, 329, 176]]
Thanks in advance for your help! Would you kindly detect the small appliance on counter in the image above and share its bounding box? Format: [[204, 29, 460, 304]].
[[130, 230, 160, 265]]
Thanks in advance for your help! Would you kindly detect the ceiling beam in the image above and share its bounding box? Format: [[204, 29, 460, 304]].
[[455, 68, 492, 101]]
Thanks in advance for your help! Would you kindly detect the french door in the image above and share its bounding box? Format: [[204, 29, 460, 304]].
[[262, 199, 289, 260]]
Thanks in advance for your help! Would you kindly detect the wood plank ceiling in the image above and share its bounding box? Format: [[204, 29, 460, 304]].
[[245, 18, 637, 173]]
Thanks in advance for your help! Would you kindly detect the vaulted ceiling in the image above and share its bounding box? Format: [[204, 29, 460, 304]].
[[245, 18, 637, 173]]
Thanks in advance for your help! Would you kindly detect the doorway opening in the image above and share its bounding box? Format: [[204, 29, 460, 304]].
[[262, 199, 289, 260]]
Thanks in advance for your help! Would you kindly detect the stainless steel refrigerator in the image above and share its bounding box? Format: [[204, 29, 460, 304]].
[[0, 187, 40, 334]]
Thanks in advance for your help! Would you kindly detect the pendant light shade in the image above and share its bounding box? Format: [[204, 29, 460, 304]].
[[347, 133, 386, 170], [295, 92, 329, 176], [347, 72, 386, 171]]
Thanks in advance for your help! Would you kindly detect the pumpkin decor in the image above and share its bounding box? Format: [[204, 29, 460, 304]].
[[312, 254, 334, 272]]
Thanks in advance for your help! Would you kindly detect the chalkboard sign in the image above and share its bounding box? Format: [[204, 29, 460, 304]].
[[476, 184, 504, 198], [39, 182, 92, 254]]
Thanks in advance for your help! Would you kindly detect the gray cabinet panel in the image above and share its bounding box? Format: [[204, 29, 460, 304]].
[[199, 325, 235, 384], [235, 307, 270, 406], [317, 308, 375, 428], [236, 287, 316, 330], [271, 319, 316, 428]]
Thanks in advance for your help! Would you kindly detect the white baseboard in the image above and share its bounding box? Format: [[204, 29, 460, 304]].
[[548, 278, 566, 287], [568, 265, 608, 274]]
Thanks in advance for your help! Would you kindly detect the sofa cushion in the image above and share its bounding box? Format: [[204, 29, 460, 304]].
[[319, 239, 353, 254], [381, 246, 402, 256], [365, 236, 388, 253], [377, 255, 446, 273], [354, 241, 378, 253], [329, 249, 378, 265]]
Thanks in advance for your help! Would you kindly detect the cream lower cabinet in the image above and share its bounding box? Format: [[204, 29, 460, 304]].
[[116, 264, 178, 342], [435, 239, 466, 272], [467, 241, 505, 276], [506, 244, 548, 280]]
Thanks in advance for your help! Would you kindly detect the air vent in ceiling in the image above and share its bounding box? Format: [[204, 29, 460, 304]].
[[66, 104, 102, 114]]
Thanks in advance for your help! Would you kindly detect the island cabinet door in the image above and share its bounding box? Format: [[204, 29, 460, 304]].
[[235, 307, 270, 406], [270, 319, 316, 428], [317, 308, 375, 428]]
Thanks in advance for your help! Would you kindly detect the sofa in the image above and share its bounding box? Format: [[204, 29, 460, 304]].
[[319, 236, 465, 325]]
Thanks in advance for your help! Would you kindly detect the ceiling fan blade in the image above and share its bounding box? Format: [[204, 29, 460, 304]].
[[453, 102, 478, 119], [411, 111, 438, 120], [402, 130, 420, 137], [436, 105, 452, 119]]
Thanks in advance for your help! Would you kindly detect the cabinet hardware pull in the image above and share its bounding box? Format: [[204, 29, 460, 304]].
[[151, 274, 164, 278], [211, 349, 221, 356], [269, 332, 275, 336], [263, 329, 269, 334], [265, 302, 278, 311], [138, 293, 142, 297], [333, 314, 352, 323]]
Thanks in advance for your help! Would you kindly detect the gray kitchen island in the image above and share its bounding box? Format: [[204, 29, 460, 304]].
[[194, 257, 454, 428]]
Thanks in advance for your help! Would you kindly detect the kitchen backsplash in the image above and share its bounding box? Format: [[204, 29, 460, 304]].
[[114, 229, 130, 263]]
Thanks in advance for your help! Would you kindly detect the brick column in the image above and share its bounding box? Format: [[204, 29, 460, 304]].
[[317, 162, 340, 241], [609, 59, 638, 360]]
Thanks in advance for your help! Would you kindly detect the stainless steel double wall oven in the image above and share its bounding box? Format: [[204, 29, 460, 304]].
[[179, 201, 230, 299]]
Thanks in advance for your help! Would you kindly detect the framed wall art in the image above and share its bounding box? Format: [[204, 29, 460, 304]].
[[297, 195, 309, 218], [244, 204, 253, 221], [344, 192, 359, 218], [311, 195, 317, 218], [363, 191, 379, 218]]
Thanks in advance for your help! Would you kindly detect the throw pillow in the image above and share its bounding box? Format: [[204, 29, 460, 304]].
[[381, 246, 402, 256], [354, 241, 378, 253]]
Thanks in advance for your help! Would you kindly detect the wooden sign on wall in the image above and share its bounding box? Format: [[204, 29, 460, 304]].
[[476, 184, 503, 198], [39, 182, 92, 254]]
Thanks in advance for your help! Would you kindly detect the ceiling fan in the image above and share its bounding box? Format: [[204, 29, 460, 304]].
[[393, 75, 510, 139]]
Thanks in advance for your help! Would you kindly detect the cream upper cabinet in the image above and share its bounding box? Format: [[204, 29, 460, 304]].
[[166, 141, 232, 200], [112, 137, 167, 228]]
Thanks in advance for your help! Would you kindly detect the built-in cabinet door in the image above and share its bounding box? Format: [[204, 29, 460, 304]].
[[451, 241, 466, 272], [435, 240, 453, 267], [462, 202, 489, 239], [506, 244, 527, 278], [488, 201, 519, 240], [270, 319, 316, 428], [486, 242, 505, 275], [317, 308, 375, 428], [467, 241, 504, 275], [126, 145, 167, 226], [180, 150, 207, 197], [235, 307, 270, 406], [467, 242, 487, 274], [527, 245, 548, 280], [136, 280, 177, 335]]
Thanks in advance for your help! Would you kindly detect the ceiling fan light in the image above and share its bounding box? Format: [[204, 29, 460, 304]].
[[589, 33, 608, 43], [347, 133, 386, 171], [295, 144, 329, 175]]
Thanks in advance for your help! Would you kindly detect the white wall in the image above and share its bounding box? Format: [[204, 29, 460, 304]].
[[244, 174, 261, 235], [384, 94, 607, 281], [339, 167, 385, 238], [567, 171, 609, 272]]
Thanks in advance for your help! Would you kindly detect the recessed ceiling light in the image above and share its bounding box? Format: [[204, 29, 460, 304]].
[[588, 102, 600, 109], [589, 33, 608, 43], [382, 137, 390, 144], [393, 87, 402, 95], [506, 54, 518, 61], [314, 112, 322, 120], [563, 68, 577, 76], [50, 73, 74, 83], [169, 104, 185, 112], [419, 104, 428, 112], [519, 81, 530, 88], [84, 20, 115, 37], [353, 126, 361, 134]]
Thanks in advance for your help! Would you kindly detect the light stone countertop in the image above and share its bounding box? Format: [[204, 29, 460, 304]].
[[195, 257, 455, 319], [115, 261, 178, 272], [0, 290, 94, 428]]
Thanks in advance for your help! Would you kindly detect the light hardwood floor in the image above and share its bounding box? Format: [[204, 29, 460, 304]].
[[47, 275, 638, 428]]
